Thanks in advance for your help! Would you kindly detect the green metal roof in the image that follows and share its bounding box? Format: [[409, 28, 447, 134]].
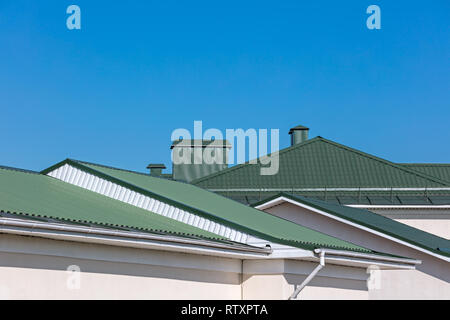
[[41, 159, 379, 253], [190, 137, 450, 205], [253, 193, 450, 258], [0, 166, 224, 240], [193, 137, 450, 189], [401, 164, 450, 184]]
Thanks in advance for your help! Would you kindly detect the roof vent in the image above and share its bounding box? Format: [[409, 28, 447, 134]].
[[146, 164, 166, 177], [289, 125, 309, 146]]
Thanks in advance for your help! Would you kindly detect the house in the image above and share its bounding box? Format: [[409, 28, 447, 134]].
[[191, 125, 450, 239], [253, 193, 450, 299], [0, 163, 418, 299]]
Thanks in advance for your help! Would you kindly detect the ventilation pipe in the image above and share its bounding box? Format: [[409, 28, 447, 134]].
[[171, 139, 231, 182], [146, 164, 166, 177], [289, 125, 309, 146]]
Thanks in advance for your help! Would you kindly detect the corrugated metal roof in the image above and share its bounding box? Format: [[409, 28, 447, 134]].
[[253, 193, 450, 258], [401, 164, 450, 184], [191, 137, 450, 205], [0, 166, 225, 241], [193, 137, 450, 189], [41, 159, 379, 253], [212, 190, 450, 206]]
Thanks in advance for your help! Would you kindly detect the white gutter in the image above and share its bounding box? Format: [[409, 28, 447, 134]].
[[0, 217, 271, 259], [256, 196, 450, 263], [0, 217, 421, 270], [313, 248, 421, 266], [289, 251, 325, 300]]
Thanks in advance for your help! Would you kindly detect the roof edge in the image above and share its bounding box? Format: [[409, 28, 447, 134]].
[[253, 192, 450, 260]]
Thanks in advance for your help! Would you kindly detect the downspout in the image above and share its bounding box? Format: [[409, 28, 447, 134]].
[[289, 251, 325, 300], [240, 259, 244, 300]]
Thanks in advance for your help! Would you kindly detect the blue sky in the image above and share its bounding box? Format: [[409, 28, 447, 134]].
[[0, 0, 449, 172]]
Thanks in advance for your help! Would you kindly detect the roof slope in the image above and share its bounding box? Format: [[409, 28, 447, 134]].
[[253, 193, 450, 258], [41, 159, 378, 253], [401, 164, 450, 184], [0, 166, 224, 240], [192, 137, 450, 189]]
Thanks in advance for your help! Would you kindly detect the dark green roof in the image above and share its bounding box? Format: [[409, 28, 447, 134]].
[[40, 159, 379, 253], [193, 137, 450, 189], [191, 137, 450, 205], [253, 193, 450, 258], [0, 166, 224, 241], [401, 164, 450, 184]]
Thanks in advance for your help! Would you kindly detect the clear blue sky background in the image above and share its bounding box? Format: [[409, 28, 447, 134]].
[[1, 0, 449, 173]]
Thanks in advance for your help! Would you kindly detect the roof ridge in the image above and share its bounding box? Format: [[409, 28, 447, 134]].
[[72, 159, 197, 185], [0, 165, 39, 175], [317, 138, 450, 187], [192, 137, 322, 184], [72, 159, 154, 177]]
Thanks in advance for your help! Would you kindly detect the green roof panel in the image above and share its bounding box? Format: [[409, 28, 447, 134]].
[[193, 137, 450, 189], [253, 193, 450, 258], [0, 166, 224, 240], [401, 164, 450, 183], [42, 159, 378, 253]]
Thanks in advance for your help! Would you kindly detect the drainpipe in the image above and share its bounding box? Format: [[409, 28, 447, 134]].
[[289, 251, 325, 300]]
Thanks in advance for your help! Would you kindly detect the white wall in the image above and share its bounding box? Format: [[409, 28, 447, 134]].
[[263, 202, 450, 299], [0, 233, 242, 300], [361, 207, 450, 239], [242, 259, 370, 300], [0, 233, 375, 300]]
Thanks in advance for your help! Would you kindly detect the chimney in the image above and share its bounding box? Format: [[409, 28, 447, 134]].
[[289, 125, 309, 146], [146, 164, 166, 177], [171, 139, 231, 182]]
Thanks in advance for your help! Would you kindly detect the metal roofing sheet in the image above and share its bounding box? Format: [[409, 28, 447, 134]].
[[193, 137, 450, 189], [0, 166, 225, 240], [42, 159, 378, 253], [401, 164, 450, 183]]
